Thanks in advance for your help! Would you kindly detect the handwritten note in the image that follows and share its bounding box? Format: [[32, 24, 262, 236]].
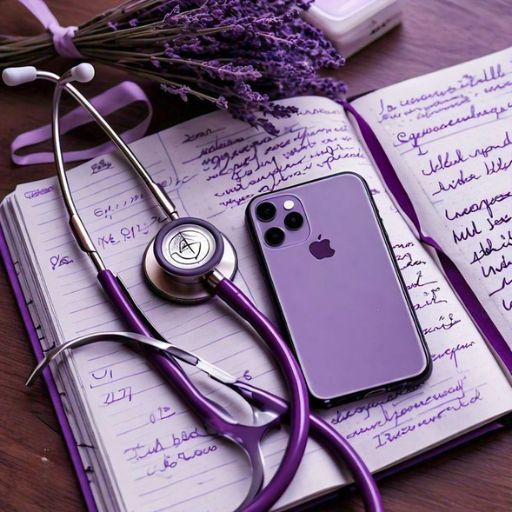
[[3, 95, 511, 512], [352, 46, 512, 350]]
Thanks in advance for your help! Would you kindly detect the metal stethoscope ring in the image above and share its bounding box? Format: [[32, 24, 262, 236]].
[[3, 63, 383, 512]]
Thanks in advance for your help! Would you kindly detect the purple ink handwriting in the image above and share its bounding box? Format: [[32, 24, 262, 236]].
[[103, 386, 132, 406], [49, 254, 74, 271], [24, 186, 54, 200], [422, 313, 461, 336], [91, 159, 113, 175], [97, 215, 166, 250]]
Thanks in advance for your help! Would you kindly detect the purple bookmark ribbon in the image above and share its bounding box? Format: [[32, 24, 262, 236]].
[[343, 100, 512, 372]]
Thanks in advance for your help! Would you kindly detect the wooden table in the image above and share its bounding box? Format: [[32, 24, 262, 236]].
[[0, 1, 510, 510]]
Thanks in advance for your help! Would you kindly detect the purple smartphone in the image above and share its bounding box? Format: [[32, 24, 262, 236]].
[[246, 172, 431, 406]]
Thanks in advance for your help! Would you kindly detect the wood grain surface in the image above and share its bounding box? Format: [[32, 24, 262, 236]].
[[0, 1, 510, 511]]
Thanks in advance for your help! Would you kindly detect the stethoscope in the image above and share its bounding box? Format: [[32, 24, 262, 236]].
[[3, 63, 383, 512]]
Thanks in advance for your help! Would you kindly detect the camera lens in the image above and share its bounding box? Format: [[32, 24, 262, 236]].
[[256, 202, 276, 222], [264, 227, 285, 247], [284, 211, 304, 230]]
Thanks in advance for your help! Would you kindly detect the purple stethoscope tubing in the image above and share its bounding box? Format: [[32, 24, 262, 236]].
[[4, 63, 383, 512], [216, 279, 384, 512], [238, 382, 383, 512], [98, 269, 311, 512], [99, 270, 382, 512], [215, 278, 311, 511]]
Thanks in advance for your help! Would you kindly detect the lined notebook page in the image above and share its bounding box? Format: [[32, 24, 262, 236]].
[[11, 97, 512, 511], [352, 47, 512, 350]]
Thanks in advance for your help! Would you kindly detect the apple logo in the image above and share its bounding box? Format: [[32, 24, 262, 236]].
[[309, 235, 335, 260]]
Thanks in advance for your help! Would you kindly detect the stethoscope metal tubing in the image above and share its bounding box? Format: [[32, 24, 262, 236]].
[[39, 69, 180, 271]]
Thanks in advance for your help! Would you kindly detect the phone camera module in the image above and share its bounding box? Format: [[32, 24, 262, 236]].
[[284, 212, 304, 231], [264, 227, 285, 247], [256, 202, 276, 222]]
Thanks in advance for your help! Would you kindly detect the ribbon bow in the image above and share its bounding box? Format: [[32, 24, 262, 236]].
[[10, 1, 154, 166], [18, 0, 82, 58]]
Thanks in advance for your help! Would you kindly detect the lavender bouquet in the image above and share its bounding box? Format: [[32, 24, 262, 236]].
[[0, 0, 345, 133]]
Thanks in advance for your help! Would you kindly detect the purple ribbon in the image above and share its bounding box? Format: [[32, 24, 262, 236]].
[[10, 1, 153, 165], [343, 100, 512, 372], [18, 0, 82, 58], [11, 81, 153, 165]]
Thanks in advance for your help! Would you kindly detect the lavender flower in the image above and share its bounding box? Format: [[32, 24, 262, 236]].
[[0, 0, 345, 132]]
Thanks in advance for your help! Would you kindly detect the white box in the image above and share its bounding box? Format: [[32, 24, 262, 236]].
[[304, 0, 403, 58]]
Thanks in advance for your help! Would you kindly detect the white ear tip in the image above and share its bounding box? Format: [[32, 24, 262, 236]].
[[2, 66, 37, 86], [71, 63, 95, 83]]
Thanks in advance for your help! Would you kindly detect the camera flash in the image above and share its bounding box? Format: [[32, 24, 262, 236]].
[[283, 200, 294, 210]]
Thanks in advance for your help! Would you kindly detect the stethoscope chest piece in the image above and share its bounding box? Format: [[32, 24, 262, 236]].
[[143, 217, 237, 303]]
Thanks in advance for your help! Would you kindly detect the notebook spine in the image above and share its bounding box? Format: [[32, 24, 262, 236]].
[[0, 223, 99, 512]]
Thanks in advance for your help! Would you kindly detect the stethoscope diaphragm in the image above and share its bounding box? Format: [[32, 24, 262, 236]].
[[144, 217, 237, 303]]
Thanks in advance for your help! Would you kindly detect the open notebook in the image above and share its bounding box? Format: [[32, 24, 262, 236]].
[[1, 47, 511, 512]]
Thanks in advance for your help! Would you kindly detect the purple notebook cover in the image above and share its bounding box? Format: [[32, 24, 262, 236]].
[[0, 221, 509, 511]]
